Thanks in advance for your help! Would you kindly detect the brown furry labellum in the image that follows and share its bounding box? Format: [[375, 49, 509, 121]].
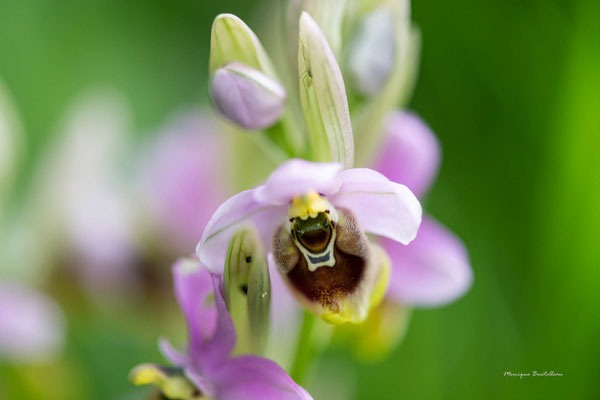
[[272, 208, 376, 317]]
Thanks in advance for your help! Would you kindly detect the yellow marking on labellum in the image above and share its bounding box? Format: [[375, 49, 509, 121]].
[[288, 191, 331, 220]]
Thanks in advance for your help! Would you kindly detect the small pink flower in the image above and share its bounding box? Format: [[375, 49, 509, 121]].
[[133, 257, 312, 400]]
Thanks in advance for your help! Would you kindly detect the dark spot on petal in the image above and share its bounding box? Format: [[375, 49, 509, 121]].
[[245, 255, 253, 263], [240, 284, 249, 295]]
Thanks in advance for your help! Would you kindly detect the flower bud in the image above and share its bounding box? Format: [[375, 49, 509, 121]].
[[223, 226, 271, 355], [346, 7, 396, 96], [210, 62, 286, 130]]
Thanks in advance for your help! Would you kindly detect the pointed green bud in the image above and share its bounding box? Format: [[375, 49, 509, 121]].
[[224, 226, 271, 355], [209, 13, 277, 77], [210, 62, 286, 130], [129, 364, 197, 399], [298, 12, 354, 169]]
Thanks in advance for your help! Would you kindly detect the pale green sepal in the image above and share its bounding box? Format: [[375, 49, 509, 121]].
[[129, 363, 197, 399], [209, 14, 277, 76], [224, 227, 271, 356], [298, 12, 354, 169]]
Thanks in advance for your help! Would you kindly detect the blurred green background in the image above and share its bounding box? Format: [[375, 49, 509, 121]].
[[1, 0, 599, 399]]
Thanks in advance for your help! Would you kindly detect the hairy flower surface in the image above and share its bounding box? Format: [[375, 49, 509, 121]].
[[131, 257, 312, 400]]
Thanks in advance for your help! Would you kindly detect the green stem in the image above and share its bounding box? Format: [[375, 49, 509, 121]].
[[290, 311, 317, 384]]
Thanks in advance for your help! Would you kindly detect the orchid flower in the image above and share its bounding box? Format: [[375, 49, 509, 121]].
[[130, 257, 312, 400], [197, 158, 421, 324]]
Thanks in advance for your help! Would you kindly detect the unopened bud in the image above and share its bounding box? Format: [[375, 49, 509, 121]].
[[210, 62, 286, 130], [346, 7, 396, 96], [223, 226, 271, 355]]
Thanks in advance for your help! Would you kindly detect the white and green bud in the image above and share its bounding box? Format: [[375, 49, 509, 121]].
[[209, 13, 277, 76], [347, 6, 396, 96], [210, 62, 286, 130], [223, 226, 271, 355], [209, 13, 305, 156]]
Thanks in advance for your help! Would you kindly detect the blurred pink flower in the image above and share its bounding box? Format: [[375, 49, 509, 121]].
[[32, 91, 138, 295], [0, 283, 65, 364], [374, 111, 472, 306], [141, 111, 230, 255]]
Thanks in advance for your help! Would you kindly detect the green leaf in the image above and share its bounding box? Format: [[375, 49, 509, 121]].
[[298, 12, 354, 168]]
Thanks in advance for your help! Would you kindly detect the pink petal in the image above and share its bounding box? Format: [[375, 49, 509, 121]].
[[253, 159, 343, 205], [158, 337, 188, 366], [209, 355, 313, 400], [197, 275, 237, 369], [383, 216, 473, 306], [196, 189, 286, 274], [0, 283, 65, 363], [332, 168, 421, 244], [172, 258, 218, 361], [210, 62, 286, 130], [374, 111, 440, 198]]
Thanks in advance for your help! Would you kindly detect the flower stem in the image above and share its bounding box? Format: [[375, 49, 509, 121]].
[[290, 311, 317, 384]]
